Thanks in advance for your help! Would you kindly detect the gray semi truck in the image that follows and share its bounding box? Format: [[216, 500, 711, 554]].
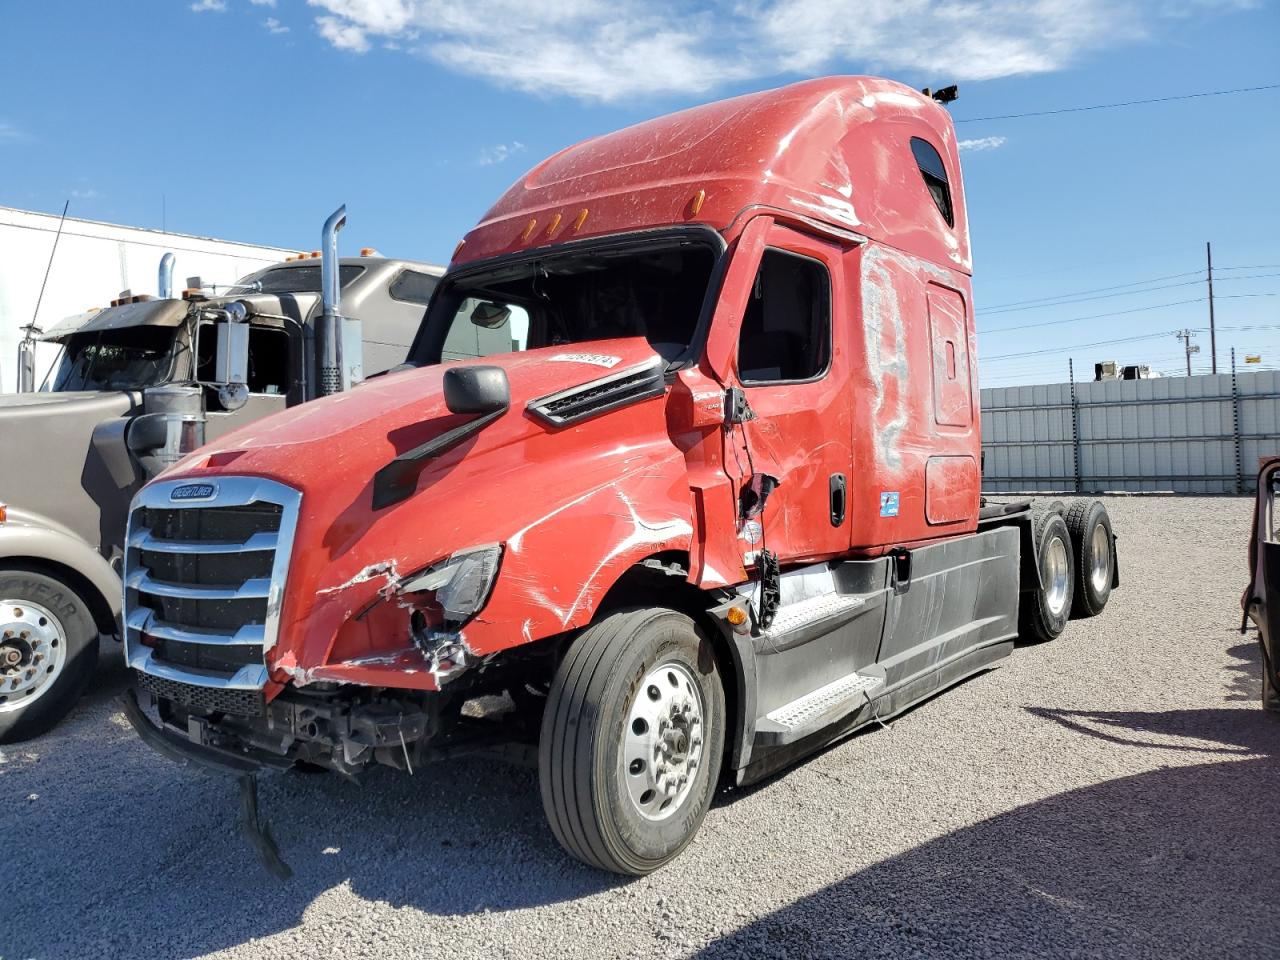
[[0, 207, 448, 742]]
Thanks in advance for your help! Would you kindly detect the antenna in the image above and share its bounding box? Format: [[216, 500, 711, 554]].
[[18, 200, 70, 392]]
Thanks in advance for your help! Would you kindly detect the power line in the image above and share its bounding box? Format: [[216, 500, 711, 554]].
[[955, 82, 1280, 123], [979, 270, 1203, 311], [981, 330, 1182, 362], [979, 298, 1207, 335], [979, 270, 1279, 315], [981, 279, 1204, 316]]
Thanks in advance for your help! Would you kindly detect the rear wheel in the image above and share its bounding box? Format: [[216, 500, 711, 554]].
[[538, 608, 725, 875], [1065, 498, 1114, 618], [1020, 509, 1075, 643], [0, 567, 99, 743]]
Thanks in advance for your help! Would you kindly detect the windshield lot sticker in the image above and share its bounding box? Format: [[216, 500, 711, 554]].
[[549, 353, 621, 369], [880, 491, 900, 517]]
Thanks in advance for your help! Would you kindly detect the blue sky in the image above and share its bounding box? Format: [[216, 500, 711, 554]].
[[1, 0, 1277, 385]]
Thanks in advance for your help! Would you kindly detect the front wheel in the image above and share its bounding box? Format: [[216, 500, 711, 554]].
[[538, 607, 725, 875], [0, 566, 99, 743]]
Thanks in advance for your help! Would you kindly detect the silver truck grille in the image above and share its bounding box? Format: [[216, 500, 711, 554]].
[[123, 476, 301, 693]]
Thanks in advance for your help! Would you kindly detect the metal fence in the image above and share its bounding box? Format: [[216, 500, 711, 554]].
[[980, 363, 1280, 494]]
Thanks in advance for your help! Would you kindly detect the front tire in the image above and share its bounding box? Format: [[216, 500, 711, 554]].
[[0, 566, 99, 743], [538, 607, 725, 876]]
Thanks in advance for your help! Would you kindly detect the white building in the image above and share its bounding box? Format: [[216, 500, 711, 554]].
[[0, 206, 298, 391]]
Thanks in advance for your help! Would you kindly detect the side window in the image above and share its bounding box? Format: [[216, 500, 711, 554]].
[[910, 137, 954, 227], [195, 323, 290, 395], [388, 270, 439, 306], [737, 250, 830, 384]]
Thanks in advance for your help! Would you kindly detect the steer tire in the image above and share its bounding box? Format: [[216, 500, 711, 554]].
[[0, 566, 99, 744], [1065, 498, 1115, 618], [538, 607, 725, 876], [1019, 509, 1075, 644]]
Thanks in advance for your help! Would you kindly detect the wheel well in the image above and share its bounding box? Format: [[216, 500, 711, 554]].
[[0, 557, 118, 638], [596, 552, 744, 779]]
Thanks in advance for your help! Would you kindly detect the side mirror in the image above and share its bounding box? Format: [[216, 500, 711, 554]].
[[443, 366, 509, 415], [470, 301, 511, 329], [206, 302, 250, 410]]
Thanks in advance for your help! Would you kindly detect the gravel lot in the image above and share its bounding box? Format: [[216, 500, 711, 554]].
[[3, 496, 1277, 960]]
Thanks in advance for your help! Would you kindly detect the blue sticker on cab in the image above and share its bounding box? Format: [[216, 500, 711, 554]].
[[880, 492, 900, 517]]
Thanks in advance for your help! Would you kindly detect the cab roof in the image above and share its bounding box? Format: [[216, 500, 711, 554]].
[[454, 76, 970, 275]]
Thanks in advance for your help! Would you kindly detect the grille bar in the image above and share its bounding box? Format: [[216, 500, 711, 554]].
[[128, 528, 279, 554], [126, 607, 267, 646], [128, 570, 272, 601]]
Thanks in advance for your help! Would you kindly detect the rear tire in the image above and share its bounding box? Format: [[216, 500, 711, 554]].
[[0, 567, 99, 743], [1065, 498, 1114, 618], [538, 608, 725, 876], [1020, 509, 1075, 643]]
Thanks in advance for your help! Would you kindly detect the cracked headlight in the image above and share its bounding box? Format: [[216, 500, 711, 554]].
[[401, 544, 502, 627]]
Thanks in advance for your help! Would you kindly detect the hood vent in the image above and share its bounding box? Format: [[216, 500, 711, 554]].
[[529, 359, 667, 427]]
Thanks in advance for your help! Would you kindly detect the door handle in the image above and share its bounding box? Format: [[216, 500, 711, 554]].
[[829, 474, 847, 527]]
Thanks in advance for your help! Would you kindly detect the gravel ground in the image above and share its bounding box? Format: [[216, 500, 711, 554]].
[[3, 496, 1277, 960]]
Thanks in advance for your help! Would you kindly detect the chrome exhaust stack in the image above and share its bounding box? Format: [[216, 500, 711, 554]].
[[319, 205, 350, 395], [158, 252, 175, 299]]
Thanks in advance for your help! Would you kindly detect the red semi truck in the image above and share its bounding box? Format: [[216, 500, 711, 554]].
[[121, 76, 1117, 876]]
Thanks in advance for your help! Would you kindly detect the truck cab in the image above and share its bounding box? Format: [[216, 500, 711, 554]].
[[121, 77, 1117, 876], [0, 225, 444, 743]]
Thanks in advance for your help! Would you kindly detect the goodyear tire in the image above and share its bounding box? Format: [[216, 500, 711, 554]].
[[539, 608, 725, 876], [0, 566, 99, 743], [1020, 509, 1075, 643], [1065, 498, 1115, 618]]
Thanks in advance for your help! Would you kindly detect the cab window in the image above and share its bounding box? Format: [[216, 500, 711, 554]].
[[195, 324, 290, 395], [910, 137, 954, 227], [737, 250, 831, 384], [389, 269, 439, 306]]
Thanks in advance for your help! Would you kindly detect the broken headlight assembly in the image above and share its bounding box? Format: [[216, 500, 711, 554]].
[[400, 543, 503, 632]]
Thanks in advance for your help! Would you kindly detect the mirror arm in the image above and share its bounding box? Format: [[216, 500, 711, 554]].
[[371, 406, 507, 510]]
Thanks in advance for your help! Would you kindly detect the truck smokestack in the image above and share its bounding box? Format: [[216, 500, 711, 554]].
[[319, 204, 347, 395], [158, 252, 175, 299]]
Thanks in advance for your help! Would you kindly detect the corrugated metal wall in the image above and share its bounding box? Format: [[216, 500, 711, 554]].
[[981, 369, 1280, 494]]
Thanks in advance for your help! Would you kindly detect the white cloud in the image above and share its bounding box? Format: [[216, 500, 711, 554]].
[[958, 135, 1007, 151], [316, 14, 371, 52], [304, 0, 1257, 102], [69, 188, 100, 199], [250, 0, 278, 6], [0, 122, 24, 142], [264, 16, 289, 33], [190, 0, 226, 11], [477, 141, 525, 166]]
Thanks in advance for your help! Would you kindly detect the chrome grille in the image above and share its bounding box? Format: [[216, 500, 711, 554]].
[[123, 476, 301, 693]]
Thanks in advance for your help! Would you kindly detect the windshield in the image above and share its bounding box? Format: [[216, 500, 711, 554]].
[[410, 237, 717, 366], [51, 326, 180, 391], [225, 263, 366, 295]]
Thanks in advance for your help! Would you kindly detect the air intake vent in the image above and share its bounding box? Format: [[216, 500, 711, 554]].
[[529, 359, 666, 426]]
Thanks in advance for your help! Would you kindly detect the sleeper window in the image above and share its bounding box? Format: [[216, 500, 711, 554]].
[[910, 137, 954, 227], [737, 250, 831, 384]]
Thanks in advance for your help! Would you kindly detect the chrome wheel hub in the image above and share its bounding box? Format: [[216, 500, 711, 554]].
[[1090, 524, 1111, 593], [623, 661, 705, 821], [0, 600, 67, 712], [1044, 535, 1070, 617]]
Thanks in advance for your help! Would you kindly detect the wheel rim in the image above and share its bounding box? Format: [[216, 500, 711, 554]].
[[1090, 523, 1111, 594], [1043, 536, 1070, 617], [623, 661, 705, 822], [0, 600, 68, 713]]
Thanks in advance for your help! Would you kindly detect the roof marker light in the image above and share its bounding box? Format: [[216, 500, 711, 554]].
[[310, 250, 322, 258], [521, 219, 538, 242], [690, 189, 706, 216], [360, 247, 377, 257], [544, 213, 562, 237], [572, 208, 589, 232]]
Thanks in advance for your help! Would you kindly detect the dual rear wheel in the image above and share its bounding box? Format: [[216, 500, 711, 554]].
[[1021, 498, 1114, 642]]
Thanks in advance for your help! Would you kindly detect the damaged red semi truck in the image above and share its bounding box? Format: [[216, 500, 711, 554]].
[[121, 76, 1117, 876]]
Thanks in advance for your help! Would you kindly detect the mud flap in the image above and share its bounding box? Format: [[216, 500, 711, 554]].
[[239, 774, 293, 880]]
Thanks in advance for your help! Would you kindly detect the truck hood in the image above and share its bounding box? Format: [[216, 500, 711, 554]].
[[165, 338, 700, 687]]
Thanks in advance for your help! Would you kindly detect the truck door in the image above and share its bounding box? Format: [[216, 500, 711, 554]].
[[719, 219, 853, 565]]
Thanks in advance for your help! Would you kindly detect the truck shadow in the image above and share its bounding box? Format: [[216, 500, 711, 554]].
[[693, 703, 1280, 959]]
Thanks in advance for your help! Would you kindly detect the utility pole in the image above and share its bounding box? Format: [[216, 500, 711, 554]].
[[1176, 328, 1201, 377], [1207, 241, 1218, 374]]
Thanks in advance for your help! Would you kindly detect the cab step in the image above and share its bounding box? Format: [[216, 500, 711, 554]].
[[762, 594, 866, 639], [754, 667, 887, 746]]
